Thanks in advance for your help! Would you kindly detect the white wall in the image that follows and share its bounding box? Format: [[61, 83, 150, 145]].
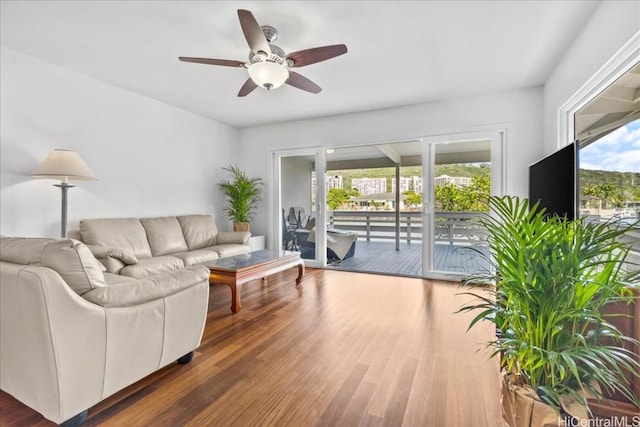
[[239, 87, 543, 237], [0, 47, 238, 237], [543, 1, 640, 153]]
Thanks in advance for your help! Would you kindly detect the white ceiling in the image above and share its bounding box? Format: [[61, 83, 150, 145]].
[[1, 1, 599, 129]]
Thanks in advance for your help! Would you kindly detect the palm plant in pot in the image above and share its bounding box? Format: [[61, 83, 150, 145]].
[[218, 164, 263, 232], [459, 196, 639, 425]]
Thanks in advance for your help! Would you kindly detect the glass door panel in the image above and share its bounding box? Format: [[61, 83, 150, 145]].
[[324, 141, 423, 276], [422, 130, 505, 279], [273, 149, 326, 267]]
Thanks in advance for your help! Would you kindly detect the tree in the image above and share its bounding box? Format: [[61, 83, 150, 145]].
[[403, 190, 422, 208], [582, 183, 624, 208], [434, 174, 490, 212], [327, 187, 360, 210]]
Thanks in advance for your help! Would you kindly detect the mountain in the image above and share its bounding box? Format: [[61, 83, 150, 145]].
[[328, 164, 490, 192], [327, 164, 639, 197], [579, 169, 639, 188]]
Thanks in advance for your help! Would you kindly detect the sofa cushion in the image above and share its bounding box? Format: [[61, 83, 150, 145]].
[[208, 244, 251, 258], [141, 217, 189, 256], [83, 266, 209, 308], [80, 218, 152, 258], [0, 237, 106, 295], [177, 215, 218, 250], [170, 249, 219, 266], [119, 256, 184, 279], [103, 272, 137, 286]]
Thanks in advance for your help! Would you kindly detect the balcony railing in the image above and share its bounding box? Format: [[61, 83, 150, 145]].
[[327, 210, 488, 245]]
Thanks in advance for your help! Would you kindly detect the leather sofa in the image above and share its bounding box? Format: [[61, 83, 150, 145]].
[[0, 236, 210, 425], [68, 214, 251, 278]]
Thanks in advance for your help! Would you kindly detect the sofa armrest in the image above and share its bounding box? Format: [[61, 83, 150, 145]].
[[217, 231, 251, 245], [83, 266, 209, 308], [1, 263, 108, 424], [1, 261, 209, 424]]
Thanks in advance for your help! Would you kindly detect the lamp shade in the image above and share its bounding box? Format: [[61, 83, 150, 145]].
[[248, 61, 289, 90], [32, 149, 97, 183]]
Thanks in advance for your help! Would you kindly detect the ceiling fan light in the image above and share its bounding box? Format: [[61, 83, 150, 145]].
[[248, 61, 289, 90]]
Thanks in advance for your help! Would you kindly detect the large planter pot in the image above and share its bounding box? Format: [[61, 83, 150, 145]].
[[501, 373, 588, 427], [502, 375, 559, 427], [233, 222, 251, 232]]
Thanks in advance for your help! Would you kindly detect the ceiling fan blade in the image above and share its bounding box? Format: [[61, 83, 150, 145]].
[[237, 9, 271, 55], [238, 78, 258, 97], [286, 71, 322, 94], [286, 44, 348, 67], [179, 57, 245, 67]]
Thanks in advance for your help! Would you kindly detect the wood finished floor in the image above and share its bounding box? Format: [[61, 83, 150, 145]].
[[1, 268, 502, 427], [331, 241, 490, 277]]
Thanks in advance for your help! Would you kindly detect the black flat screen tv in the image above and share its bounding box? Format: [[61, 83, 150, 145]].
[[528, 142, 578, 220]]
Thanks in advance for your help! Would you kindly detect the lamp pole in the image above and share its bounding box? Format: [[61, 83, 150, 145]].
[[53, 181, 74, 238]]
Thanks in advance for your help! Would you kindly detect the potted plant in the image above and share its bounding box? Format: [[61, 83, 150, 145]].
[[459, 196, 639, 425], [218, 164, 263, 232]]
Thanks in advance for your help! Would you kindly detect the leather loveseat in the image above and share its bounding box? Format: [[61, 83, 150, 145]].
[[69, 214, 251, 278], [0, 236, 210, 425]]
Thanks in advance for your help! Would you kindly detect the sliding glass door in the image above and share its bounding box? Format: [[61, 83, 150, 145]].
[[422, 129, 505, 279], [271, 148, 326, 268], [270, 130, 504, 277]]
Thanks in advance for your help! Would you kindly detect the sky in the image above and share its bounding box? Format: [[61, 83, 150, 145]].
[[579, 118, 640, 173]]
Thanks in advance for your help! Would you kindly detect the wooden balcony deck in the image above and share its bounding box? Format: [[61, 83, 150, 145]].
[[323, 240, 490, 277], [290, 210, 491, 277]]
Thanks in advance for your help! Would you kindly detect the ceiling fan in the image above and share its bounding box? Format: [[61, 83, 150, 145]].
[[179, 9, 347, 97]]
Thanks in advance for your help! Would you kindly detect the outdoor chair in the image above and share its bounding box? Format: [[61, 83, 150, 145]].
[[282, 209, 298, 250]]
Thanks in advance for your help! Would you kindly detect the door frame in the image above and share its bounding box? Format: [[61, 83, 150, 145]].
[[270, 147, 327, 268], [421, 126, 507, 280], [558, 32, 640, 148]]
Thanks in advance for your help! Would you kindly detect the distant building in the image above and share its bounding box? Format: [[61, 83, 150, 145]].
[[391, 177, 412, 193], [352, 177, 387, 195], [412, 176, 423, 194], [391, 176, 423, 194], [326, 175, 343, 190], [434, 175, 472, 187]]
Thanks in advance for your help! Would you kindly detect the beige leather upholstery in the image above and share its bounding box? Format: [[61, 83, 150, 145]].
[[178, 214, 218, 249], [141, 217, 189, 256], [74, 215, 251, 276], [80, 218, 153, 258], [84, 267, 207, 307], [103, 272, 137, 286], [0, 237, 106, 295], [208, 243, 252, 258], [99, 256, 126, 274], [0, 237, 209, 425], [217, 231, 251, 245], [171, 248, 219, 266], [119, 255, 184, 279]]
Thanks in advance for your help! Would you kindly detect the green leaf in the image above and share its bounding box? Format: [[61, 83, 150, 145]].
[[457, 195, 640, 413]]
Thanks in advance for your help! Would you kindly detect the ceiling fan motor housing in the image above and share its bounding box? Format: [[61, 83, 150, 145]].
[[261, 25, 278, 43], [249, 43, 287, 66]]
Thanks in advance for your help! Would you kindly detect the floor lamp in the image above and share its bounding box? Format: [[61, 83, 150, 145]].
[[32, 149, 97, 238]]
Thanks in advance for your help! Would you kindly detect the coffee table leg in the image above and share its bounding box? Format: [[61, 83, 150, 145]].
[[229, 282, 241, 314], [296, 261, 305, 285]]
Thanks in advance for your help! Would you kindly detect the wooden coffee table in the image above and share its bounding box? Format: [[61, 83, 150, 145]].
[[206, 250, 304, 314]]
